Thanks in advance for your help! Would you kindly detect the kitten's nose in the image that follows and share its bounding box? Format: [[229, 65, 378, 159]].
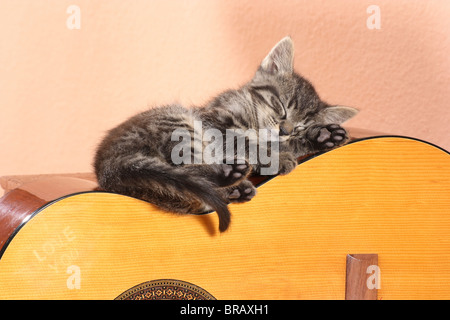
[[279, 120, 294, 136]]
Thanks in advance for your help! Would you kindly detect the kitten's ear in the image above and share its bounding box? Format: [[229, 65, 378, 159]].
[[258, 36, 294, 75], [320, 105, 359, 124]]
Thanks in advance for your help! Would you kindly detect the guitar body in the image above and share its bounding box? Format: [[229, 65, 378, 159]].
[[0, 134, 449, 299]]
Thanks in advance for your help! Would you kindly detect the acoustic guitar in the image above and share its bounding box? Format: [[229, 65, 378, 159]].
[[0, 129, 449, 300]]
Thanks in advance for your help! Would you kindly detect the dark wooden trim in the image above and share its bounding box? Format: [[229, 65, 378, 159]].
[[0, 189, 47, 252], [345, 254, 379, 300]]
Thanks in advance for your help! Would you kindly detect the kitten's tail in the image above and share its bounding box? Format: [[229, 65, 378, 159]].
[[96, 158, 231, 232], [172, 175, 231, 233]]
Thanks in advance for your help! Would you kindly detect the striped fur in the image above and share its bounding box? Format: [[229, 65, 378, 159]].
[[94, 37, 358, 232]]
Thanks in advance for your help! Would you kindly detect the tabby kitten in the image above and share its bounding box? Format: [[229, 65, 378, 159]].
[[94, 37, 358, 232]]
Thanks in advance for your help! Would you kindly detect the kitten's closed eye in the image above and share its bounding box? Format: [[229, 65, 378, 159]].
[[294, 125, 307, 131], [294, 121, 313, 133]]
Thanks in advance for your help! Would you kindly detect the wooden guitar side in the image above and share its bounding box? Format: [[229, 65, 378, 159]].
[[0, 136, 449, 299]]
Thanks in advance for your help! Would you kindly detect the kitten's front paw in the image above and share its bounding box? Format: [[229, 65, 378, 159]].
[[309, 124, 348, 150], [219, 161, 252, 187], [278, 152, 298, 175], [226, 180, 256, 203]]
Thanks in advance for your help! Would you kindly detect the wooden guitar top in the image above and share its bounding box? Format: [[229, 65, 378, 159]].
[[0, 131, 449, 299]]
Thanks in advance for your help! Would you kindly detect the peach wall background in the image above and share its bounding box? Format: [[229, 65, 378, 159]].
[[1, 0, 449, 181]]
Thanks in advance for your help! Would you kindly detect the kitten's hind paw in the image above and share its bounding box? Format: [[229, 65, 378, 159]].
[[219, 162, 252, 187], [225, 180, 256, 203], [278, 152, 298, 175], [310, 124, 348, 150]]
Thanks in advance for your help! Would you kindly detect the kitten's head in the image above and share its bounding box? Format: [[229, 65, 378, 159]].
[[249, 36, 358, 139]]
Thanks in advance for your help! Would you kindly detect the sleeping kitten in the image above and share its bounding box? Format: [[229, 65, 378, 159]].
[[94, 37, 358, 232]]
